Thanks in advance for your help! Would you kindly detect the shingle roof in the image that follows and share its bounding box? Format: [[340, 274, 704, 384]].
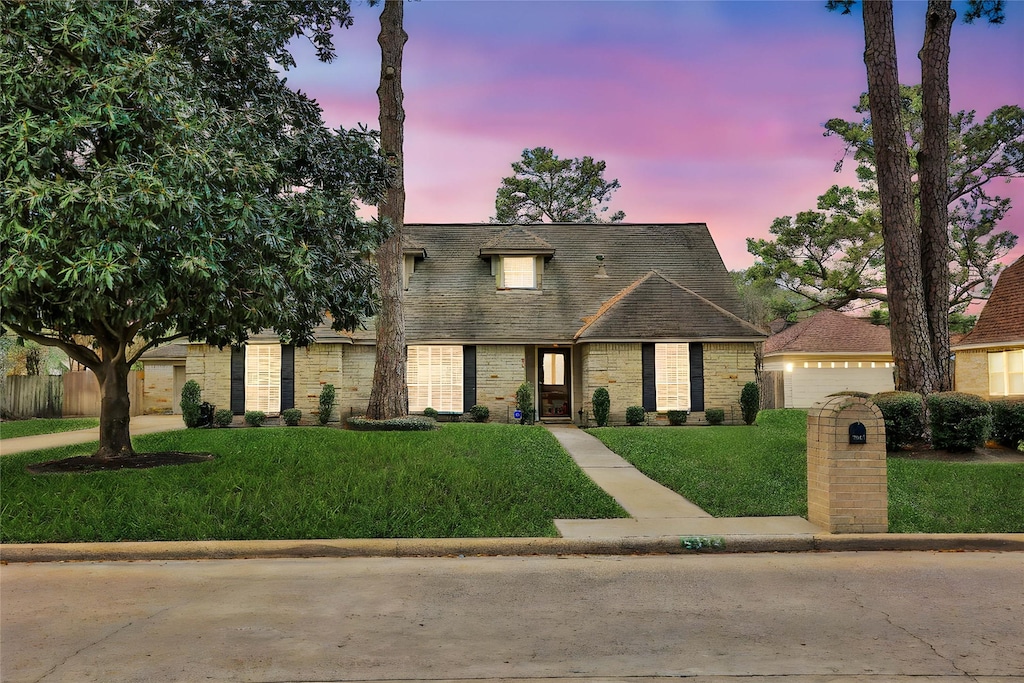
[[763, 309, 891, 355], [478, 225, 555, 256], [386, 223, 764, 344], [140, 343, 188, 361], [954, 256, 1024, 347]]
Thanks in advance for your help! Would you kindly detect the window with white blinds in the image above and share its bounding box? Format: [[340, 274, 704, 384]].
[[407, 346, 463, 412], [655, 343, 690, 410], [502, 256, 536, 289], [989, 349, 1024, 396], [245, 344, 281, 414]]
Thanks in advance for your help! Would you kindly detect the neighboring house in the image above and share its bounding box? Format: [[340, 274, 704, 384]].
[[139, 343, 188, 414], [762, 309, 895, 408], [952, 255, 1024, 399], [174, 224, 766, 424]]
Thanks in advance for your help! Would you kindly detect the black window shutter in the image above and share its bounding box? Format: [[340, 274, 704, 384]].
[[463, 346, 477, 412], [689, 342, 705, 412], [230, 346, 245, 414], [641, 343, 657, 412], [280, 344, 295, 410]]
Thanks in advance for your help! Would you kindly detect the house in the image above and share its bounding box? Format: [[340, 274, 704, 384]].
[[139, 343, 187, 414], [761, 309, 895, 408], [173, 224, 766, 425], [952, 255, 1024, 399]]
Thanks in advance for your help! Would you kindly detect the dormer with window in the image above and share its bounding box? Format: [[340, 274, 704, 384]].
[[479, 226, 555, 291], [402, 236, 427, 291]]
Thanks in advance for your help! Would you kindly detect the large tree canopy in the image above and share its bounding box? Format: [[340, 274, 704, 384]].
[[0, 1, 390, 458], [493, 146, 625, 223], [747, 85, 1020, 314]]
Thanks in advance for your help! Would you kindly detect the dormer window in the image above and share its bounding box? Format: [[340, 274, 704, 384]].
[[502, 256, 537, 289]]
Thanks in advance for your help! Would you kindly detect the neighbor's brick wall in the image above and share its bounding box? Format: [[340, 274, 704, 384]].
[[185, 344, 231, 412], [476, 345, 526, 423], [806, 396, 887, 533], [294, 343, 343, 420], [141, 364, 176, 414], [580, 343, 643, 425], [703, 343, 757, 425]]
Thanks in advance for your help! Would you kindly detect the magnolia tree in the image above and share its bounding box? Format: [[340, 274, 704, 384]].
[[0, 1, 390, 459]]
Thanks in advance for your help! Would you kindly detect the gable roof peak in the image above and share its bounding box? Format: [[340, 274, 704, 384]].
[[479, 225, 555, 257], [955, 255, 1024, 347]]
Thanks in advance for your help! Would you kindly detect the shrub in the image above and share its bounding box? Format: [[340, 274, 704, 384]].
[[625, 405, 645, 426], [927, 391, 992, 452], [705, 408, 725, 425], [740, 381, 759, 425], [317, 384, 336, 426], [281, 408, 302, 426], [592, 387, 610, 427], [870, 391, 924, 451], [516, 382, 534, 425], [244, 410, 266, 427], [469, 404, 490, 423], [213, 409, 234, 428], [423, 407, 439, 419], [990, 399, 1024, 449], [180, 380, 202, 428], [666, 410, 688, 426], [346, 415, 438, 431]]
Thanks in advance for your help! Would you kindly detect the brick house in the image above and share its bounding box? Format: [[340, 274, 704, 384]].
[[761, 309, 895, 408], [952, 256, 1024, 399], [169, 223, 765, 424]]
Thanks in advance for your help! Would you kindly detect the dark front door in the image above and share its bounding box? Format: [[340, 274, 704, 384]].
[[539, 348, 571, 419]]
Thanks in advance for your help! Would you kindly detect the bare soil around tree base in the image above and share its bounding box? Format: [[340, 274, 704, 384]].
[[890, 441, 1024, 463], [27, 452, 215, 474]]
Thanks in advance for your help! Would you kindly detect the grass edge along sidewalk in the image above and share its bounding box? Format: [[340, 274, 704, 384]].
[[0, 418, 99, 440], [0, 424, 627, 543]]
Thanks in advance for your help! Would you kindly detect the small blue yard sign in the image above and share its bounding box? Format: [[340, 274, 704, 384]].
[[513, 410, 523, 420]]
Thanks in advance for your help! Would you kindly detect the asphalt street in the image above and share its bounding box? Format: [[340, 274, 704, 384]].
[[2, 551, 1022, 682]]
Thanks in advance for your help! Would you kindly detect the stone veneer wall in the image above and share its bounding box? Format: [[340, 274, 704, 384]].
[[338, 345, 376, 421], [954, 348, 990, 399], [476, 345, 527, 423], [703, 342, 757, 425], [141, 363, 177, 414], [185, 344, 231, 412], [580, 343, 643, 425], [294, 344, 343, 419]]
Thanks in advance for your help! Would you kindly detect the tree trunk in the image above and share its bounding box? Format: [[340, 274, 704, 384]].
[[366, 0, 409, 420], [918, 0, 955, 391], [94, 356, 135, 459], [861, 0, 939, 395]]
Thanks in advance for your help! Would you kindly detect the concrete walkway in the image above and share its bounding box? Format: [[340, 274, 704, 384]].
[[545, 423, 821, 539], [0, 414, 185, 455]]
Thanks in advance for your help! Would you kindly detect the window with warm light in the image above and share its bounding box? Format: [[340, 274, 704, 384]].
[[655, 343, 690, 410], [502, 256, 536, 289], [988, 349, 1024, 396], [407, 346, 463, 412]]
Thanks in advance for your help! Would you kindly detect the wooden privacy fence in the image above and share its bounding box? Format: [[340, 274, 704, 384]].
[[2, 375, 63, 419], [1, 370, 143, 419], [758, 370, 785, 410]]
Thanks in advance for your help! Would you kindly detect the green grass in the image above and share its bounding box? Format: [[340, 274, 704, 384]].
[[591, 409, 1024, 533], [0, 424, 626, 543], [0, 418, 100, 440], [590, 409, 809, 518]]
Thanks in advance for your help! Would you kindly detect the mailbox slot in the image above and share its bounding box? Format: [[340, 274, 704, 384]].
[[849, 421, 867, 444]]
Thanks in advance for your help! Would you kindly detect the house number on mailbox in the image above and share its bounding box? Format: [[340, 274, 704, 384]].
[[849, 422, 867, 444]]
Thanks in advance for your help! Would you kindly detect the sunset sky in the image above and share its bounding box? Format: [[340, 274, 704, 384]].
[[285, 0, 1024, 271]]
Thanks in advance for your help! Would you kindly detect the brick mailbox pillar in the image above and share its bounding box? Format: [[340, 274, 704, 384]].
[[807, 396, 888, 533]]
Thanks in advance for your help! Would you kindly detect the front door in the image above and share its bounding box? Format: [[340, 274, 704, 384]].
[[539, 348, 571, 419]]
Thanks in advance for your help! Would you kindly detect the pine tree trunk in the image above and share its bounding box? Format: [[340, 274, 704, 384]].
[[94, 357, 135, 459], [918, 0, 955, 391], [366, 0, 409, 420], [861, 0, 939, 396]]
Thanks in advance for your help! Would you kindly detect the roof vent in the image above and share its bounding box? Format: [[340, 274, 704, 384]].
[[595, 254, 608, 278]]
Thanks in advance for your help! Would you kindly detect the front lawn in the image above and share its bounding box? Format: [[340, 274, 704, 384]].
[[0, 424, 626, 543], [591, 409, 1024, 533], [0, 418, 100, 440]]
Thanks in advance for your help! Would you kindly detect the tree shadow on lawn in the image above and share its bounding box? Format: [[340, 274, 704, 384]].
[[27, 452, 214, 474]]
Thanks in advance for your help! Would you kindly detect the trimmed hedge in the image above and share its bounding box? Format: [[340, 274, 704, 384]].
[[213, 409, 234, 428], [180, 380, 202, 428], [423, 407, 439, 419], [592, 387, 610, 427], [926, 392, 991, 452], [989, 398, 1024, 449], [347, 415, 438, 431], [318, 384, 336, 426], [469, 404, 490, 423], [244, 410, 266, 427], [281, 408, 302, 426], [625, 406, 645, 426], [666, 410, 688, 426], [705, 408, 725, 425], [870, 391, 924, 451], [740, 381, 759, 425]]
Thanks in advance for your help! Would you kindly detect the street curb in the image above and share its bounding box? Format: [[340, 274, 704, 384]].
[[2, 533, 1022, 563]]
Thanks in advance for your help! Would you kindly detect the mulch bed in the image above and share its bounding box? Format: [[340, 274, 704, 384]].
[[889, 441, 1024, 463], [27, 452, 215, 474]]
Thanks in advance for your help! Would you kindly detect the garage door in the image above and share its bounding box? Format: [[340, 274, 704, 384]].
[[785, 367, 895, 408]]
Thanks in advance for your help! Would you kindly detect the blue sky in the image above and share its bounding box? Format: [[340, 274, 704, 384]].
[[285, 0, 1024, 270]]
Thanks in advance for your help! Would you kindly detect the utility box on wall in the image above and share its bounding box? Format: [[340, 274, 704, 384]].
[[806, 396, 887, 533]]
